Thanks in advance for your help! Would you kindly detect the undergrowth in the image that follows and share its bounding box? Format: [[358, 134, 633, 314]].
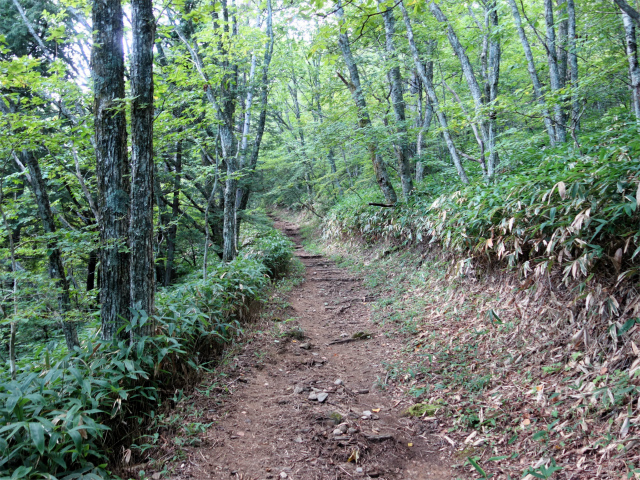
[[0, 225, 294, 479], [326, 122, 640, 286]]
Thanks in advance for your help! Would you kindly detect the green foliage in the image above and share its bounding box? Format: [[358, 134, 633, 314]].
[[0, 229, 293, 479], [325, 123, 640, 284], [241, 226, 294, 278]]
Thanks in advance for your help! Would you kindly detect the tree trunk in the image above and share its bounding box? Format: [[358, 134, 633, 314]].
[[544, 0, 567, 143], [623, 11, 640, 120], [92, 0, 130, 341], [429, 2, 496, 178], [415, 161, 425, 182], [380, 2, 413, 198], [336, 0, 398, 203], [129, 0, 155, 335], [222, 126, 238, 262], [0, 182, 18, 378], [21, 151, 79, 350], [86, 249, 97, 292], [614, 0, 640, 28], [416, 69, 434, 158], [567, 0, 580, 132], [327, 148, 344, 195], [483, 1, 501, 177], [234, 43, 258, 241], [556, 0, 568, 88], [401, 1, 469, 184], [154, 163, 168, 283], [506, 0, 556, 144], [165, 142, 181, 286], [219, 0, 239, 263], [235, 0, 274, 216]]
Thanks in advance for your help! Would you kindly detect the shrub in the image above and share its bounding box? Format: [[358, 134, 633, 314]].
[[0, 227, 293, 479], [325, 123, 640, 283]]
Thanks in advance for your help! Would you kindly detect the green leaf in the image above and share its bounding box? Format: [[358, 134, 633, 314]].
[[468, 456, 489, 478], [29, 422, 45, 455], [11, 466, 32, 479], [617, 318, 638, 336]]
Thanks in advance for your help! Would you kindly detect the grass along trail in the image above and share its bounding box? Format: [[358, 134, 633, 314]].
[[151, 218, 463, 480]]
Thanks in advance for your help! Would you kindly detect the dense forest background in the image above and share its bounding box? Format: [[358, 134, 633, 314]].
[[1, 0, 640, 477]]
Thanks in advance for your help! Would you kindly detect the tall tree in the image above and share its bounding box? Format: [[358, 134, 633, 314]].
[[567, 0, 579, 132], [236, 0, 275, 217], [380, 1, 413, 198], [164, 142, 181, 286], [623, 10, 640, 120], [336, 0, 397, 203], [219, 0, 240, 262], [18, 151, 79, 350], [429, 2, 500, 178], [482, 0, 501, 176], [400, 1, 469, 184], [129, 0, 155, 332], [506, 0, 556, 144], [92, 0, 130, 341], [544, 0, 568, 143]]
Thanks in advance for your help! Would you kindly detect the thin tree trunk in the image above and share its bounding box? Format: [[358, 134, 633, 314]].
[[154, 163, 169, 282], [506, 0, 556, 144], [336, 0, 398, 203], [556, 0, 568, 88], [0, 182, 18, 378], [92, 0, 130, 341], [429, 2, 496, 178], [234, 38, 258, 240], [623, 11, 640, 120], [164, 142, 181, 286], [130, 0, 155, 334], [87, 249, 97, 292], [443, 80, 486, 174], [416, 80, 434, 158], [235, 0, 274, 215], [567, 0, 579, 132], [222, 129, 238, 262], [544, 0, 567, 143], [203, 148, 220, 280], [401, 1, 469, 184], [483, 1, 501, 177], [380, 1, 413, 198], [20, 151, 79, 350], [327, 148, 344, 195]]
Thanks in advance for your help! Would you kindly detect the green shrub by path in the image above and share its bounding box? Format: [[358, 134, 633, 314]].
[[241, 226, 295, 278], [0, 228, 293, 479], [325, 123, 640, 284]]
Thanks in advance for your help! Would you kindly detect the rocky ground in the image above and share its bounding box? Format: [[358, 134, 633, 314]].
[[148, 219, 465, 480]]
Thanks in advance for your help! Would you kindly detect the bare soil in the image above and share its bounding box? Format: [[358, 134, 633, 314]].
[[158, 219, 464, 480]]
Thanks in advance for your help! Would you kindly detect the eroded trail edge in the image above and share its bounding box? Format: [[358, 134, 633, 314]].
[[167, 219, 462, 480]]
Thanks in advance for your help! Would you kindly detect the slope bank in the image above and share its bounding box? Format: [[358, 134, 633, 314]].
[[291, 203, 640, 479]]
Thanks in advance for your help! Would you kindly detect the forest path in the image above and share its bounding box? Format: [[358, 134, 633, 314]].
[[166, 219, 462, 480]]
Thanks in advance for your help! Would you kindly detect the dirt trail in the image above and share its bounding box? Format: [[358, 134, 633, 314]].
[[167, 220, 463, 480]]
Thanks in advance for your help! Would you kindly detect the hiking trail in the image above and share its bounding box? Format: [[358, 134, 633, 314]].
[[162, 219, 464, 480]]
